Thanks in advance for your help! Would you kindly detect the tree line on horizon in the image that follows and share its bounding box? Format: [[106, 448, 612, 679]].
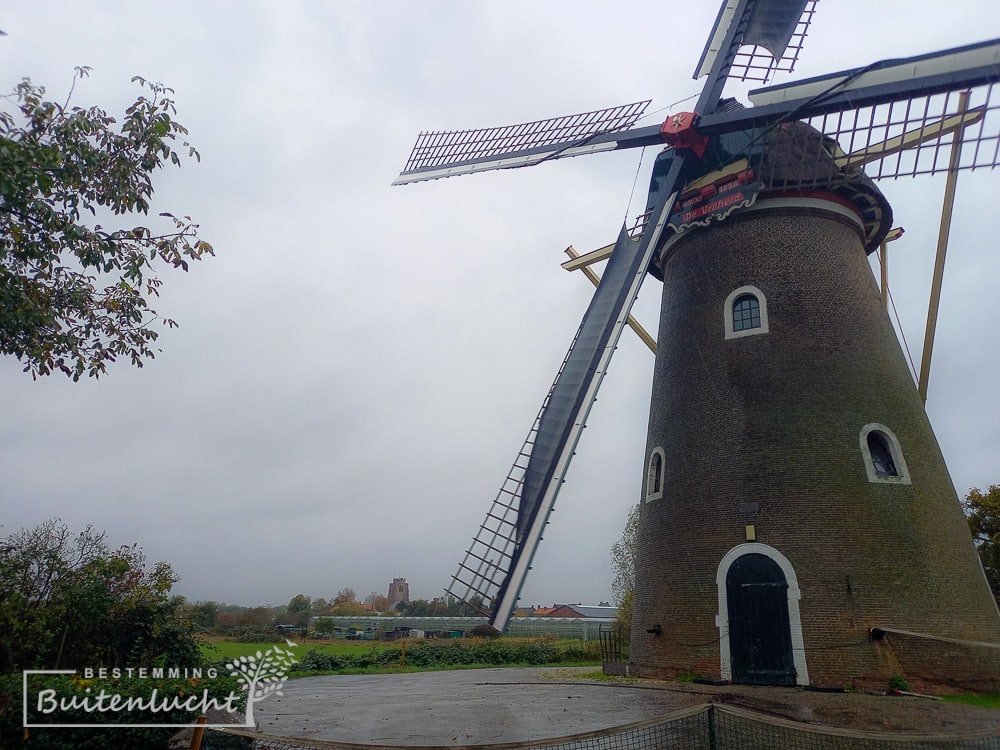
[[178, 590, 488, 639]]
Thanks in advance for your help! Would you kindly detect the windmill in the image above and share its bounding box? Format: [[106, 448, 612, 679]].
[[394, 1, 1000, 688]]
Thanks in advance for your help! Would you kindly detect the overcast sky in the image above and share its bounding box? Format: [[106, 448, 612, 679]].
[[2, 1, 999, 610]]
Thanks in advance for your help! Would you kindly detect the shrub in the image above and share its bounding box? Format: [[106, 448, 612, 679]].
[[405, 642, 475, 667], [515, 641, 560, 664], [0, 520, 203, 674], [471, 624, 501, 638], [294, 649, 344, 672], [556, 640, 602, 663], [284, 637, 599, 675], [1, 670, 243, 750], [474, 639, 515, 664]]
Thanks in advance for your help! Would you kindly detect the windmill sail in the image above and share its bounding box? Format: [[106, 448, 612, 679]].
[[393, 101, 651, 185], [690, 40, 1000, 192], [399, 0, 1000, 631], [797, 88, 998, 182], [695, 0, 817, 84], [448, 156, 685, 629], [697, 38, 1000, 132]]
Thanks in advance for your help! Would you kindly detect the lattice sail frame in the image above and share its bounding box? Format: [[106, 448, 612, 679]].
[[730, 0, 818, 82], [804, 85, 1000, 180], [395, 100, 650, 184], [445, 411, 536, 617]]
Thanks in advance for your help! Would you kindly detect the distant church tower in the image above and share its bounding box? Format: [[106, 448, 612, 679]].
[[629, 138, 1000, 691], [388, 577, 409, 609]]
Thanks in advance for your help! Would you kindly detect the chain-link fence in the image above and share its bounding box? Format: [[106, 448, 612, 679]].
[[201, 703, 1000, 750]]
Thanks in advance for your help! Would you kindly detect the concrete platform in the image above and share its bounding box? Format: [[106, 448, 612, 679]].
[[252, 667, 694, 745], [247, 667, 1000, 747]]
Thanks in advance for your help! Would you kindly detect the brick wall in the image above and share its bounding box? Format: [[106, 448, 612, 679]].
[[866, 630, 1000, 693], [629, 199, 1000, 689]]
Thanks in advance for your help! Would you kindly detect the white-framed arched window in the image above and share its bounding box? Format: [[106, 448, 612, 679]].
[[859, 423, 911, 485], [724, 285, 769, 340], [646, 447, 665, 503]]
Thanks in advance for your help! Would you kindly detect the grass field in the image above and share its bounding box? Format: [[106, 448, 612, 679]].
[[942, 693, 1000, 708]]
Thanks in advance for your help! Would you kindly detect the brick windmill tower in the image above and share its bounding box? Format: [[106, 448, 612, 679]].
[[394, 1, 1000, 689], [631, 124, 1000, 690]]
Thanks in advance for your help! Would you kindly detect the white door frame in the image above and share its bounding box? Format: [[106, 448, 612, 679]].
[[716, 543, 810, 685]]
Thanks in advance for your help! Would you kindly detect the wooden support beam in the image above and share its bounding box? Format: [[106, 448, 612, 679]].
[[834, 105, 984, 170], [917, 90, 971, 404], [561, 242, 615, 272], [564, 246, 657, 354]]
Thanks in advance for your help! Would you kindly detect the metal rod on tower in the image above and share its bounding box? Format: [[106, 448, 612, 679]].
[[879, 228, 904, 311], [880, 241, 889, 312], [918, 90, 971, 404]]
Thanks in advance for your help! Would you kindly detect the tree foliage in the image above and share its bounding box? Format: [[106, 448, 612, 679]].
[[329, 588, 364, 615], [0, 518, 202, 672], [178, 598, 220, 633], [610, 504, 639, 643], [364, 592, 389, 613], [964, 484, 1000, 601], [614, 589, 634, 646], [0, 67, 212, 379], [217, 603, 274, 630], [332, 587, 356, 606], [610, 503, 639, 605], [283, 593, 312, 627], [329, 600, 367, 616]]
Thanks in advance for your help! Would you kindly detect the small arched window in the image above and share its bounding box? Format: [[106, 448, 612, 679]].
[[859, 423, 911, 485], [724, 285, 769, 340], [732, 295, 761, 332], [867, 432, 897, 477], [646, 447, 665, 502]]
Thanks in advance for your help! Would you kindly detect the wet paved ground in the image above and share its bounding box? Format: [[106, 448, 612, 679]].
[[250, 667, 1000, 746], [254, 668, 681, 744]]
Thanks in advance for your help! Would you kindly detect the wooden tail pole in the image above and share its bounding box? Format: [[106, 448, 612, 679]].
[[917, 90, 971, 404]]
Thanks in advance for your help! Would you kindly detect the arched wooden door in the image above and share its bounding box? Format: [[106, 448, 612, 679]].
[[726, 553, 796, 686]]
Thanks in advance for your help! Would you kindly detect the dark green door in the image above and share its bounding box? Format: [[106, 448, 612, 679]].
[[726, 553, 796, 686]]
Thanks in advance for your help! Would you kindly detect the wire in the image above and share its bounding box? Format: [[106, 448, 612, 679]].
[[889, 284, 919, 384], [620, 92, 705, 227], [871, 249, 920, 382], [625, 147, 648, 226], [741, 61, 883, 155], [644, 92, 700, 122]]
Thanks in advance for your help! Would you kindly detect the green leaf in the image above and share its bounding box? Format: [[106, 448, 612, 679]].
[[0, 69, 212, 380]]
